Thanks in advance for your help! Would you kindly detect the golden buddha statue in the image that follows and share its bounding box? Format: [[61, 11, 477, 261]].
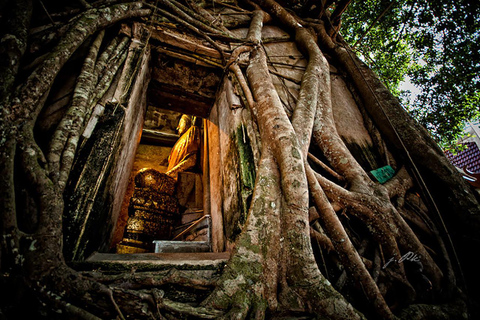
[[166, 115, 201, 179]]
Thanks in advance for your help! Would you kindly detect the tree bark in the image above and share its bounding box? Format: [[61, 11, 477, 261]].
[[0, 0, 33, 104], [0, 0, 476, 319], [10, 2, 150, 124], [317, 22, 480, 297]]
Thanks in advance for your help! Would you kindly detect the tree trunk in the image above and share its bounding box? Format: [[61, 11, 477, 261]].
[[0, 0, 477, 319]]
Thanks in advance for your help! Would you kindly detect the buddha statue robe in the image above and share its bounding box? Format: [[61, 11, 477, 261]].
[[166, 123, 200, 179]]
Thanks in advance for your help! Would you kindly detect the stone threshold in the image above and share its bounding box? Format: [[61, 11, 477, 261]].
[[70, 252, 230, 272]]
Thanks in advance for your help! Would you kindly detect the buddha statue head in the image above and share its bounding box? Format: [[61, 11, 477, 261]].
[[176, 114, 192, 136]]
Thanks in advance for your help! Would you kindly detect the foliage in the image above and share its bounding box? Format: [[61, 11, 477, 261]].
[[341, 0, 480, 147]]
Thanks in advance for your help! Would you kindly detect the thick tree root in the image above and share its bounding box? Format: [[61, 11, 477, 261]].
[[306, 164, 394, 319], [48, 30, 105, 189], [11, 2, 150, 123], [81, 268, 217, 291], [0, 0, 472, 319], [0, 0, 32, 104]]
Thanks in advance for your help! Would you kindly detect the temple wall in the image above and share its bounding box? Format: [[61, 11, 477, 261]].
[[206, 77, 257, 251], [62, 24, 381, 259], [63, 35, 151, 261], [105, 40, 152, 252]]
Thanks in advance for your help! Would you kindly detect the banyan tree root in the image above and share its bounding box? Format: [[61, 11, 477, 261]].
[[11, 3, 150, 124], [249, 0, 458, 316], [48, 30, 106, 189], [0, 0, 470, 319], [47, 31, 131, 192], [196, 8, 363, 319], [0, 1, 152, 317], [0, 0, 33, 104], [152, 7, 363, 319]]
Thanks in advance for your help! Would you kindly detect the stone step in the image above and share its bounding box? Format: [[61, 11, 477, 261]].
[[153, 240, 210, 253], [71, 252, 230, 272]]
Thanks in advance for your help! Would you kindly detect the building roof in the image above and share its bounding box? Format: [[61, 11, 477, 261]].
[[445, 141, 480, 173]]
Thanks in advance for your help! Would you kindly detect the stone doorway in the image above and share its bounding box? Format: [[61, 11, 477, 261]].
[[112, 107, 210, 254]]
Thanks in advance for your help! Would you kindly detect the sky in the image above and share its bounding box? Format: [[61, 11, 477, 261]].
[[399, 76, 421, 99]]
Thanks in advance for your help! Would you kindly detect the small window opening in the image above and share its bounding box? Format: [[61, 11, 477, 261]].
[[112, 106, 210, 254]]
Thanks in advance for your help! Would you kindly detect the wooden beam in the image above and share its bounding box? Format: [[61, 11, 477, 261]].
[[150, 27, 229, 60], [148, 81, 213, 117]]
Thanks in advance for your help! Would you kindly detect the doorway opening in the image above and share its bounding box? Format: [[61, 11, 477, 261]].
[[111, 106, 210, 254]]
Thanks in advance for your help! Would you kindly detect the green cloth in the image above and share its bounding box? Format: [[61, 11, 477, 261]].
[[370, 165, 395, 184]]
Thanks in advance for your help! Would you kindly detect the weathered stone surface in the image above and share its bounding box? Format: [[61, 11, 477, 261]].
[[205, 94, 225, 252], [63, 106, 126, 261], [148, 49, 222, 117], [331, 74, 382, 171], [80, 252, 230, 271], [154, 240, 210, 253], [63, 39, 150, 261], [201, 76, 261, 250], [176, 172, 203, 208], [144, 105, 182, 134]]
